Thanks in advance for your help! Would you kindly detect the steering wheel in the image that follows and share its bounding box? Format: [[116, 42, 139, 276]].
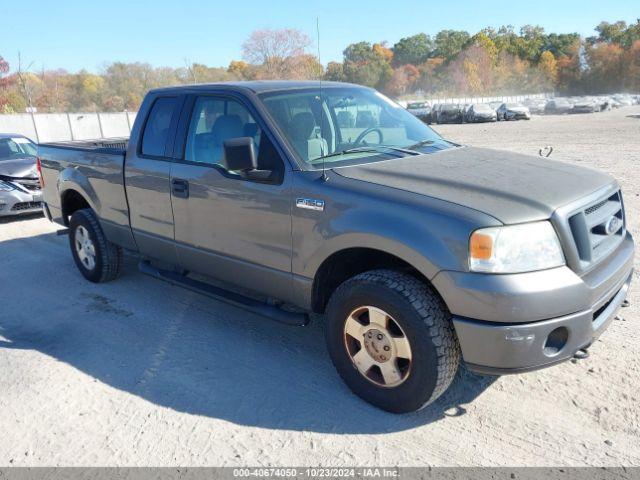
[[354, 127, 383, 146]]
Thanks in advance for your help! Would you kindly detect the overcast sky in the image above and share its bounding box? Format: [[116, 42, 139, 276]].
[[2, 0, 638, 73]]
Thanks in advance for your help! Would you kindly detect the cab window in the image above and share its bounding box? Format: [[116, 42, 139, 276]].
[[184, 96, 261, 168], [141, 97, 177, 157]]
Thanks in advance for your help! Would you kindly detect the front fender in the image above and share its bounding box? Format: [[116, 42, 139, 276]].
[[292, 170, 501, 281]]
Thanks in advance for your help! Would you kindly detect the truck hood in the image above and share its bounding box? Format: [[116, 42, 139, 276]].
[[0, 157, 38, 179], [333, 146, 615, 224]]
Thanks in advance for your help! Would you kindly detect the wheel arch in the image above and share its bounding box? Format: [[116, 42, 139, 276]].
[[311, 246, 441, 314], [58, 167, 101, 225]]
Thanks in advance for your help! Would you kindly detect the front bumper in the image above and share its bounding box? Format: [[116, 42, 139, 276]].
[[455, 270, 632, 374], [470, 115, 497, 123], [0, 188, 43, 217], [505, 111, 530, 120], [433, 232, 634, 373]]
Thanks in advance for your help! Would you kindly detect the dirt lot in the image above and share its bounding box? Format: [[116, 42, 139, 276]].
[[0, 107, 639, 467]]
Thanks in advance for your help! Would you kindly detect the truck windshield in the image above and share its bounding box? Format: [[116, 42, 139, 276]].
[[259, 87, 452, 169], [0, 137, 37, 160]]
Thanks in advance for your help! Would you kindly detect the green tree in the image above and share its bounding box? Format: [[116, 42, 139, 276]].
[[342, 42, 393, 90], [392, 33, 433, 66], [518, 25, 546, 61], [433, 30, 470, 59], [324, 61, 345, 81], [543, 33, 581, 58]]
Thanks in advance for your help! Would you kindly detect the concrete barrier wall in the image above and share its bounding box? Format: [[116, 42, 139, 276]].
[[68, 113, 102, 140], [33, 114, 73, 143], [0, 114, 38, 140], [0, 112, 136, 142]]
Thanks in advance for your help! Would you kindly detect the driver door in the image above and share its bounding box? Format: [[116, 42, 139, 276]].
[[170, 93, 294, 304]]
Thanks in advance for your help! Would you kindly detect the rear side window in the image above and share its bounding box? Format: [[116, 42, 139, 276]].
[[141, 97, 177, 156]]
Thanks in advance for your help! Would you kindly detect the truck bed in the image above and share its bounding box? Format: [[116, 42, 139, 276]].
[[39, 137, 131, 233], [40, 137, 129, 153]]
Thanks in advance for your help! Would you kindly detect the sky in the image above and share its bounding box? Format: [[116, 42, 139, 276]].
[[1, 0, 638, 73]]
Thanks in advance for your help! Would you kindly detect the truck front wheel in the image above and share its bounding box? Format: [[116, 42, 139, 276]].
[[325, 270, 460, 413], [69, 209, 123, 283]]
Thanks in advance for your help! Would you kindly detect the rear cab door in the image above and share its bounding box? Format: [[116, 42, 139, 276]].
[[125, 92, 185, 264]]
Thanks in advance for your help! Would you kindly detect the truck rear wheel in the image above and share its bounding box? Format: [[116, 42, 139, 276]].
[[69, 209, 122, 283], [325, 269, 460, 413]]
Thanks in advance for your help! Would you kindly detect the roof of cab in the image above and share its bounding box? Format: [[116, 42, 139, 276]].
[[148, 80, 365, 95], [0, 133, 31, 140]]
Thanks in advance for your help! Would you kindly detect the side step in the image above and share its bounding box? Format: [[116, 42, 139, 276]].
[[138, 261, 309, 326]]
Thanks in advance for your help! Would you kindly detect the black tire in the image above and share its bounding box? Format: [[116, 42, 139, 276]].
[[69, 208, 123, 283], [325, 269, 460, 413]]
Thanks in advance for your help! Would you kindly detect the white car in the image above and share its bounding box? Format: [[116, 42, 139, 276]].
[[0, 134, 43, 217]]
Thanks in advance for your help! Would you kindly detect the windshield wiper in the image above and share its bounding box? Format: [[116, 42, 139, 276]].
[[407, 138, 459, 150], [407, 139, 436, 149], [314, 145, 420, 162]]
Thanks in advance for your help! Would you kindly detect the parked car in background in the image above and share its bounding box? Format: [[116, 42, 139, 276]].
[[465, 103, 497, 123], [545, 98, 573, 115], [429, 103, 442, 123], [612, 94, 634, 107], [436, 104, 464, 124], [595, 97, 613, 111], [523, 98, 547, 115], [0, 134, 43, 217], [570, 98, 599, 114], [406, 101, 431, 124], [496, 103, 530, 121]]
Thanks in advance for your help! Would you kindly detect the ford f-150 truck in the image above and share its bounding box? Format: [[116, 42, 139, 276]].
[[39, 81, 634, 413]]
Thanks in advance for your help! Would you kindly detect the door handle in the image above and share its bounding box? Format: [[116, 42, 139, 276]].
[[171, 178, 189, 198]]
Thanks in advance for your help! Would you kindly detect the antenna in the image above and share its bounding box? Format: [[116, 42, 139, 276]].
[[316, 17, 328, 181]]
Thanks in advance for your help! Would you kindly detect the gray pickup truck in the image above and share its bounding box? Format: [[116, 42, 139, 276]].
[[39, 81, 634, 413]]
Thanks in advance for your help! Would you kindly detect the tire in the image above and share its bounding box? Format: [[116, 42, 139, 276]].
[[69, 208, 123, 283], [325, 269, 460, 413]]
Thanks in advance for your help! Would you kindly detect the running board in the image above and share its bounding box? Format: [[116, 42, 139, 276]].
[[138, 261, 309, 326]]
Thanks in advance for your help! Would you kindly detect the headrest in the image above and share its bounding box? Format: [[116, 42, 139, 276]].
[[212, 115, 243, 143], [289, 112, 316, 141]]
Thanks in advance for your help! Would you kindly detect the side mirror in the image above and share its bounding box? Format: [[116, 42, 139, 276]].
[[223, 137, 257, 172], [223, 137, 273, 181]]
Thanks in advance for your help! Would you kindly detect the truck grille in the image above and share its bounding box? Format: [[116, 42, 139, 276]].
[[566, 190, 625, 269]]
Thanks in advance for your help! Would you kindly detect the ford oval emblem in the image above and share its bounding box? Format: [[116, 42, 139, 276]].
[[604, 216, 622, 236]]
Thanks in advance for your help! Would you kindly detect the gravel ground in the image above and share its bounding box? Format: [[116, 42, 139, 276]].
[[0, 107, 638, 467]]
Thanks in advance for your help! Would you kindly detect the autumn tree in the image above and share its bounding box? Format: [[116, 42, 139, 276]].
[[324, 61, 345, 81], [228, 60, 254, 80], [241, 28, 317, 79], [537, 50, 558, 88], [0, 56, 9, 86], [555, 40, 582, 94], [623, 40, 640, 92], [342, 41, 393, 90], [584, 42, 625, 93]]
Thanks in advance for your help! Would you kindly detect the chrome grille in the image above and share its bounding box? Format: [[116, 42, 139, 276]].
[[584, 199, 607, 215], [567, 190, 624, 269]]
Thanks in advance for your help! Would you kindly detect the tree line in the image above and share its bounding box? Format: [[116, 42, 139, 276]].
[[1, 20, 639, 113]]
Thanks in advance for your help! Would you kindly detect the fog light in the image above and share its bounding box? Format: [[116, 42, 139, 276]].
[[543, 327, 569, 356]]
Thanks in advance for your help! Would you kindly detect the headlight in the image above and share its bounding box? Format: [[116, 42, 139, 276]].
[[469, 221, 565, 273], [0, 180, 16, 192]]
